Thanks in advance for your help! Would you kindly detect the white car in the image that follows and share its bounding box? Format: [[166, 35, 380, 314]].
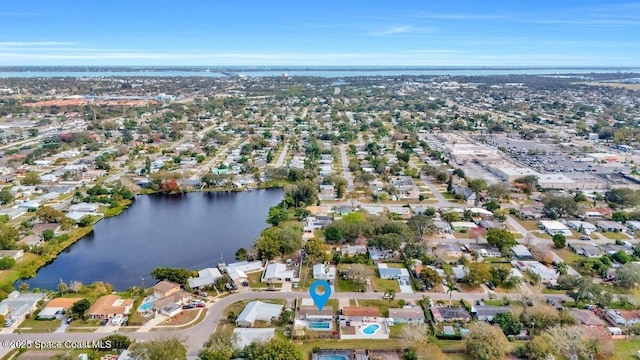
[[111, 314, 123, 326]]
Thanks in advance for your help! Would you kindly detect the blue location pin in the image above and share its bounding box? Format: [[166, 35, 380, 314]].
[[309, 280, 331, 311]]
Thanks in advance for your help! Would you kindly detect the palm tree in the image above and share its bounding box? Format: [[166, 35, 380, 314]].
[[384, 288, 396, 303], [446, 282, 459, 307], [555, 262, 568, 276]]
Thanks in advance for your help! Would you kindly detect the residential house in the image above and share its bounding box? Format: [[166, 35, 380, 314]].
[[377, 264, 410, 282], [465, 244, 502, 258], [449, 221, 478, 232], [369, 247, 394, 261], [605, 309, 640, 326], [236, 301, 283, 328], [340, 245, 368, 256], [453, 186, 477, 206], [477, 219, 504, 230], [68, 203, 100, 213], [340, 306, 381, 323], [86, 295, 134, 319], [222, 260, 263, 283], [153, 290, 192, 315], [297, 299, 334, 322], [318, 184, 336, 200], [261, 262, 294, 283], [38, 298, 83, 320], [568, 243, 602, 258], [626, 221, 640, 233], [0, 207, 27, 220], [595, 221, 627, 233], [388, 307, 425, 324], [435, 243, 463, 258], [152, 280, 181, 299], [0, 292, 45, 324], [0, 249, 24, 260], [512, 261, 558, 284], [511, 245, 533, 260], [452, 265, 467, 282], [31, 223, 61, 237], [313, 263, 336, 284], [601, 244, 634, 256], [433, 220, 452, 233], [539, 220, 572, 236], [188, 268, 223, 289], [567, 220, 597, 234], [430, 306, 471, 322], [516, 206, 544, 220], [472, 306, 512, 321], [18, 234, 41, 247], [466, 207, 494, 218]]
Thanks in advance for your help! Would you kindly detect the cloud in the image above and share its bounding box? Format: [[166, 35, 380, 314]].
[[0, 41, 75, 47], [369, 25, 429, 36]]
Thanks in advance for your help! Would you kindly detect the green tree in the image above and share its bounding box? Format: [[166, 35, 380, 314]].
[[130, 337, 187, 360], [487, 183, 510, 200], [486, 228, 517, 255], [616, 263, 640, 289], [0, 224, 20, 249], [441, 212, 460, 223], [493, 312, 523, 336], [242, 338, 302, 360], [407, 214, 436, 240], [36, 206, 67, 223], [70, 298, 91, 319], [464, 262, 492, 287], [78, 215, 94, 227], [518, 336, 552, 360], [150, 267, 197, 287], [0, 257, 16, 270], [542, 194, 579, 219], [22, 171, 41, 186], [446, 175, 454, 194], [465, 322, 509, 360], [467, 178, 488, 193], [605, 188, 640, 209], [235, 248, 248, 261], [552, 234, 566, 249], [304, 237, 328, 262], [266, 206, 288, 226], [42, 229, 56, 241], [323, 225, 343, 243], [201, 327, 238, 360], [99, 334, 131, 351], [0, 190, 14, 205], [254, 235, 281, 260], [419, 268, 440, 287], [490, 266, 511, 286]]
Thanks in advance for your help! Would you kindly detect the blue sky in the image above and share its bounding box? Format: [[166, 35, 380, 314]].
[[0, 1, 638, 66]]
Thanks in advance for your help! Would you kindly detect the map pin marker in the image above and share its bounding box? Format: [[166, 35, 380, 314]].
[[309, 279, 331, 311]]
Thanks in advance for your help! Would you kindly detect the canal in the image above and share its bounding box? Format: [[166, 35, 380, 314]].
[[22, 189, 283, 291]]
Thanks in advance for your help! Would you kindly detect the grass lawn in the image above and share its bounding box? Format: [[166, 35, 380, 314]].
[[554, 248, 582, 264], [603, 231, 630, 240], [17, 318, 60, 333], [517, 220, 541, 231], [295, 265, 313, 291], [247, 272, 263, 288], [372, 278, 400, 293], [157, 309, 202, 326], [452, 231, 470, 239], [336, 278, 366, 292], [297, 339, 403, 357], [613, 338, 640, 359], [357, 299, 402, 317]]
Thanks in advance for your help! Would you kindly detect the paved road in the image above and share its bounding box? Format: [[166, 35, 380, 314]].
[[273, 142, 289, 168], [339, 144, 355, 192], [0, 290, 571, 358]]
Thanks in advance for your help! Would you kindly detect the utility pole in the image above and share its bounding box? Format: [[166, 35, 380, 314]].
[[141, 276, 146, 290]]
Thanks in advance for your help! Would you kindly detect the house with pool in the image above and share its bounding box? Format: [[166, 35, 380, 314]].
[[294, 298, 335, 332], [338, 306, 389, 340]]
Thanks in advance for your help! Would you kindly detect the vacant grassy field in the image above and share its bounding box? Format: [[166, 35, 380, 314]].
[[336, 277, 366, 292], [613, 338, 640, 359], [17, 318, 60, 333], [554, 248, 582, 264], [603, 231, 630, 240], [372, 277, 400, 293]]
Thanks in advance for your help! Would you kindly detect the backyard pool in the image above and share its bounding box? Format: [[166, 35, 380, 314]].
[[308, 321, 332, 330], [137, 301, 153, 312], [317, 356, 348, 360], [361, 323, 380, 335]]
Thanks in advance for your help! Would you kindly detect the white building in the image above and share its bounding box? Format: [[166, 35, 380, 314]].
[[313, 263, 336, 283], [188, 268, 223, 289], [539, 220, 572, 236], [236, 301, 283, 328], [261, 262, 294, 283]]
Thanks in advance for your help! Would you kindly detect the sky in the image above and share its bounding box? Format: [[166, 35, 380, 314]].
[[0, 1, 639, 66]]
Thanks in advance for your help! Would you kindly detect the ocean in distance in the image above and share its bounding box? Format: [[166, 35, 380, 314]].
[[1, 66, 639, 78]]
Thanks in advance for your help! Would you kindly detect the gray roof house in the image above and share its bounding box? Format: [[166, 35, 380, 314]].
[[188, 268, 223, 289], [472, 306, 512, 321], [377, 264, 410, 281], [0, 291, 45, 323], [236, 301, 283, 328]]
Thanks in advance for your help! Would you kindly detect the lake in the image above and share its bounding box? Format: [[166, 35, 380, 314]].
[[22, 189, 283, 291]]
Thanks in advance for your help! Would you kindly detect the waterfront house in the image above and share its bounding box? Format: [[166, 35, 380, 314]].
[[86, 295, 134, 319], [0, 291, 45, 324], [38, 297, 83, 320], [0, 249, 24, 260], [152, 280, 181, 299], [261, 262, 294, 283]]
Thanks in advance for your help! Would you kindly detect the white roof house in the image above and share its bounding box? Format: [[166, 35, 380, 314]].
[[313, 263, 336, 282], [513, 261, 558, 283], [188, 268, 223, 289], [567, 220, 597, 233], [626, 221, 640, 232], [261, 262, 294, 283], [236, 301, 283, 327], [377, 263, 410, 281], [539, 220, 572, 236], [69, 203, 100, 213], [450, 221, 478, 230]]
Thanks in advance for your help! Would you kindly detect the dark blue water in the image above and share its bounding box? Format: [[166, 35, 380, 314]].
[[21, 190, 282, 291]]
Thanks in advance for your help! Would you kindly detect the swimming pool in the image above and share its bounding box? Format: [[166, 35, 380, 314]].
[[361, 323, 380, 335], [137, 301, 153, 312], [308, 321, 331, 330], [317, 356, 348, 360]]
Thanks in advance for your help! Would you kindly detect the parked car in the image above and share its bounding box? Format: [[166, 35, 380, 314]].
[[194, 303, 205, 308], [4, 319, 16, 327], [66, 317, 74, 324], [100, 319, 109, 326], [182, 304, 195, 310]]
